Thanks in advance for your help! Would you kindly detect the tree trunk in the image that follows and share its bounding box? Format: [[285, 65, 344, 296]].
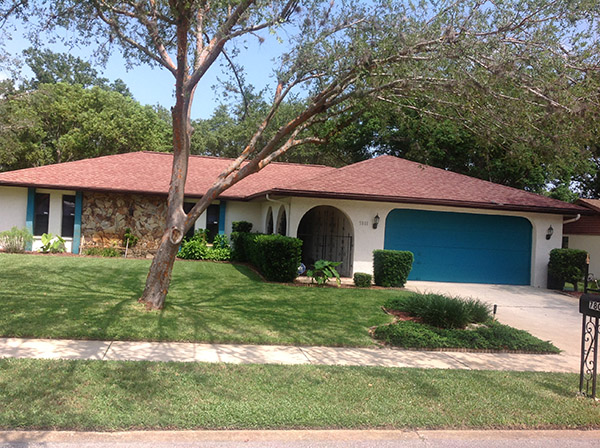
[[138, 234, 181, 309], [138, 6, 193, 310]]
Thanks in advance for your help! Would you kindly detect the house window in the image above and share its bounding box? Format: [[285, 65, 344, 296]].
[[183, 202, 195, 240], [33, 193, 50, 236], [61, 195, 76, 237], [562, 236, 569, 249]]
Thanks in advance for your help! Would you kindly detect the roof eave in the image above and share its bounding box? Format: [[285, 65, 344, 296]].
[[0, 180, 247, 200], [257, 189, 590, 216]]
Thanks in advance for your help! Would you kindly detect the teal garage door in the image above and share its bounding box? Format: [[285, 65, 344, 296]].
[[384, 209, 532, 285]]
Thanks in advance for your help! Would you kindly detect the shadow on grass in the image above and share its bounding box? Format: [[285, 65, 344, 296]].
[[0, 254, 394, 346]]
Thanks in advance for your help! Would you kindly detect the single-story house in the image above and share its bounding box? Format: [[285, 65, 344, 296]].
[[563, 198, 600, 276], [0, 151, 588, 287]]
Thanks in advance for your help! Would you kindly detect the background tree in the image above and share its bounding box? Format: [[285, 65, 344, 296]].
[[0, 83, 172, 171], [22, 47, 133, 96], [2, 0, 599, 309]]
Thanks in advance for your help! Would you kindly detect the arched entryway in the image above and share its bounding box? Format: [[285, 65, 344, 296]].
[[297, 205, 354, 277]]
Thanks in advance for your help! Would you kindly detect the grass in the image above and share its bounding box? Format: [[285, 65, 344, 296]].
[[0, 358, 598, 430], [0, 253, 398, 346]]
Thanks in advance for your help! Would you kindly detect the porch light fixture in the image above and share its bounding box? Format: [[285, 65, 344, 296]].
[[373, 214, 380, 229], [546, 225, 554, 240]]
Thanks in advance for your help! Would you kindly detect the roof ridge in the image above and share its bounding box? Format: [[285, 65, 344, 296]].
[[139, 150, 333, 169]]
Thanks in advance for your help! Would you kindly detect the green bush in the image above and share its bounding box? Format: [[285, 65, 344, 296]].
[[373, 250, 414, 287], [548, 248, 588, 291], [463, 298, 492, 324], [83, 247, 121, 257], [178, 230, 231, 261], [246, 234, 302, 282], [231, 221, 253, 233], [212, 234, 230, 249], [373, 320, 559, 353], [40, 233, 66, 253], [0, 227, 33, 253], [230, 231, 252, 262], [307, 260, 342, 286], [179, 232, 209, 260], [384, 293, 491, 329], [122, 228, 138, 248], [353, 272, 372, 288]]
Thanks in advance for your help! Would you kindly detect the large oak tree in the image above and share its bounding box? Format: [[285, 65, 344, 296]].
[[2, 0, 599, 309]]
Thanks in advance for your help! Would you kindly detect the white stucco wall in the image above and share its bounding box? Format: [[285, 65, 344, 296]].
[[285, 197, 563, 287], [0, 186, 28, 232], [225, 201, 263, 234], [566, 234, 600, 276]]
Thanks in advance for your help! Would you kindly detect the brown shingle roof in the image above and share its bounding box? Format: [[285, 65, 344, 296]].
[[0, 152, 586, 215], [269, 155, 585, 215], [0, 152, 334, 199]]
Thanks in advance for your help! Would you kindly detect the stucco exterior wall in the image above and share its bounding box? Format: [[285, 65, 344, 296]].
[[225, 201, 263, 234], [566, 234, 600, 276], [286, 197, 563, 287], [0, 186, 27, 232]]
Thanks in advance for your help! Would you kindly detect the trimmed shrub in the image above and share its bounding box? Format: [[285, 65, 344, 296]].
[[0, 227, 33, 253], [230, 231, 253, 262], [246, 234, 302, 282], [231, 221, 253, 233], [384, 293, 491, 329], [373, 250, 413, 287], [548, 248, 588, 291], [353, 272, 372, 288]]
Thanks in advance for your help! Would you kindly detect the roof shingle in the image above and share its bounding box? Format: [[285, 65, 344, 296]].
[[0, 152, 586, 215]]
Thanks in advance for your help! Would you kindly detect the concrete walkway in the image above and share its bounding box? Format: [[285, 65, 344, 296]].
[[0, 337, 579, 372]]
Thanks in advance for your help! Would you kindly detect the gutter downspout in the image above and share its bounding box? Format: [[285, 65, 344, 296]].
[[563, 214, 581, 225], [266, 194, 290, 235]]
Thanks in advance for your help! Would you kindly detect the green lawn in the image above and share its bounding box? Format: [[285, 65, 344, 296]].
[[0, 358, 598, 430], [0, 253, 397, 346]]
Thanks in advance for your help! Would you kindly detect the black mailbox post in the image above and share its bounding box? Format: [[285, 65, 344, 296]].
[[579, 294, 600, 399]]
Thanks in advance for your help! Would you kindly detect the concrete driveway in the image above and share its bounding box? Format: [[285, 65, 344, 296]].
[[405, 281, 583, 369]]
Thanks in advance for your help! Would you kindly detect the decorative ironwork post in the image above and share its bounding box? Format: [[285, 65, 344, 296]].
[[579, 293, 600, 399]]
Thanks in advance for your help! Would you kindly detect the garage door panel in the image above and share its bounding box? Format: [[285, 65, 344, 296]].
[[384, 210, 532, 285]]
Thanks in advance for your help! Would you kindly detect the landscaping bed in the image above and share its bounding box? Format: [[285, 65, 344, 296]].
[[372, 293, 560, 354]]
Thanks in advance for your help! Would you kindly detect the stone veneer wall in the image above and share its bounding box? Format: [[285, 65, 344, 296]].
[[81, 192, 167, 256]]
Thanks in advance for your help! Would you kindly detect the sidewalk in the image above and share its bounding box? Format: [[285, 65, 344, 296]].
[[0, 337, 580, 372]]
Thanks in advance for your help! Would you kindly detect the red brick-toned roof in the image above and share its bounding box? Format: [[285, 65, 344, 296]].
[[0, 152, 334, 199], [0, 152, 586, 215], [269, 155, 586, 215]]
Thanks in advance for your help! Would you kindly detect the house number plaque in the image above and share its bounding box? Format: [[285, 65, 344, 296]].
[[579, 294, 600, 399]]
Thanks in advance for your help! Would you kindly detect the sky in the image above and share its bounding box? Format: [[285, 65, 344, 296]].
[[1, 19, 284, 120]]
